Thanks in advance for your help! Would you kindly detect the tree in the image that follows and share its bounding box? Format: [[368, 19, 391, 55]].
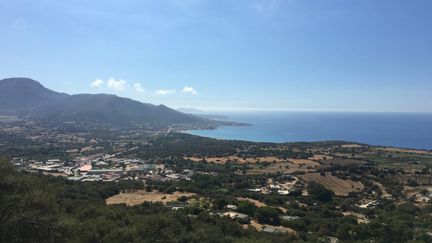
[[336, 223, 352, 240], [213, 197, 229, 210], [308, 182, 334, 202], [0, 160, 65, 242], [255, 207, 280, 225], [237, 201, 257, 216]]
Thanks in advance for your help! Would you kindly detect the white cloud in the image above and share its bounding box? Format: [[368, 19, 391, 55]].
[[90, 79, 104, 88], [182, 86, 197, 95], [107, 78, 127, 91], [133, 83, 145, 93], [156, 89, 176, 95]]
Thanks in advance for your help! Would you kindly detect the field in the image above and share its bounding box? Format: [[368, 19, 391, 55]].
[[246, 162, 315, 174], [288, 159, 320, 167], [319, 159, 365, 166], [308, 154, 333, 161], [185, 156, 288, 164], [106, 190, 196, 206], [373, 147, 432, 155], [363, 152, 432, 171], [301, 173, 364, 196]]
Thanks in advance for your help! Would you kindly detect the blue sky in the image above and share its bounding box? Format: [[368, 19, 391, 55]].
[[1, 0, 431, 112]]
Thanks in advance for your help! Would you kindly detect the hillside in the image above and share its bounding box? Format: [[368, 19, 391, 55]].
[[0, 78, 205, 125]]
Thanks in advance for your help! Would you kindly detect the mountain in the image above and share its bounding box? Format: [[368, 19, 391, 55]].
[[176, 108, 205, 114], [0, 78, 205, 125], [177, 108, 232, 121]]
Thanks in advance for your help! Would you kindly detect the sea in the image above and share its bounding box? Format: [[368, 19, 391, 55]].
[[187, 112, 432, 150]]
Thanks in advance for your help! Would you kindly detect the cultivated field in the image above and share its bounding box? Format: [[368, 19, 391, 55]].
[[106, 190, 196, 206], [288, 159, 320, 167], [318, 159, 365, 167], [246, 162, 315, 174], [301, 173, 364, 196]]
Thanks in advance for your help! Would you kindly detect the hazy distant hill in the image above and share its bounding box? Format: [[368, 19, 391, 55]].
[[177, 107, 231, 121], [177, 107, 205, 114], [0, 78, 205, 125]]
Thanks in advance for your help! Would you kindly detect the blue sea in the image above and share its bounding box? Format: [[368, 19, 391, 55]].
[[187, 112, 432, 150]]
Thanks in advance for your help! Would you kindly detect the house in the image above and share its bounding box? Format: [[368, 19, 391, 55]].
[[281, 216, 300, 221], [67, 176, 85, 181], [261, 225, 293, 234], [262, 226, 277, 234], [248, 188, 261, 192], [223, 212, 251, 224], [278, 190, 290, 195], [226, 204, 238, 210]]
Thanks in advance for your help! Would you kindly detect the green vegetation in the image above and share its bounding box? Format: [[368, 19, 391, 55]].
[[0, 159, 298, 242], [2, 126, 432, 242]]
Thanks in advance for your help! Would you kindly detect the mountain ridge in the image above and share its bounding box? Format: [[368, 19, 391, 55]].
[[0, 77, 205, 125]]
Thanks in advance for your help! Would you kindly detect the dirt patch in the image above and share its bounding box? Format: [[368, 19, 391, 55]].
[[309, 154, 333, 161], [106, 190, 196, 206], [301, 173, 364, 196], [373, 181, 391, 199]]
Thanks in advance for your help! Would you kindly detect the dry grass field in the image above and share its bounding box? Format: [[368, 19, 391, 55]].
[[246, 162, 315, 174], [288, 159, 320, 167], [301, 173, 364, 196], [106, 190, 196, 206], [185, 156, 288, 164], [308, 154, 333, 161]]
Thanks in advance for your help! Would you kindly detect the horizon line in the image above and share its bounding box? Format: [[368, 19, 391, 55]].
[[174, 107, 432, 114]]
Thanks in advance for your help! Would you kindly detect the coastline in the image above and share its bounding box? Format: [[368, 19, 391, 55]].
[[183, 111, 432, 150]]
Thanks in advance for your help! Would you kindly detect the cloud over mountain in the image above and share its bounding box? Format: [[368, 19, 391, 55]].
[[107, 78, 127, 91], [0, 77, 207, 125], [90, 79, 104, 88], [182, 86, 197, 95]]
